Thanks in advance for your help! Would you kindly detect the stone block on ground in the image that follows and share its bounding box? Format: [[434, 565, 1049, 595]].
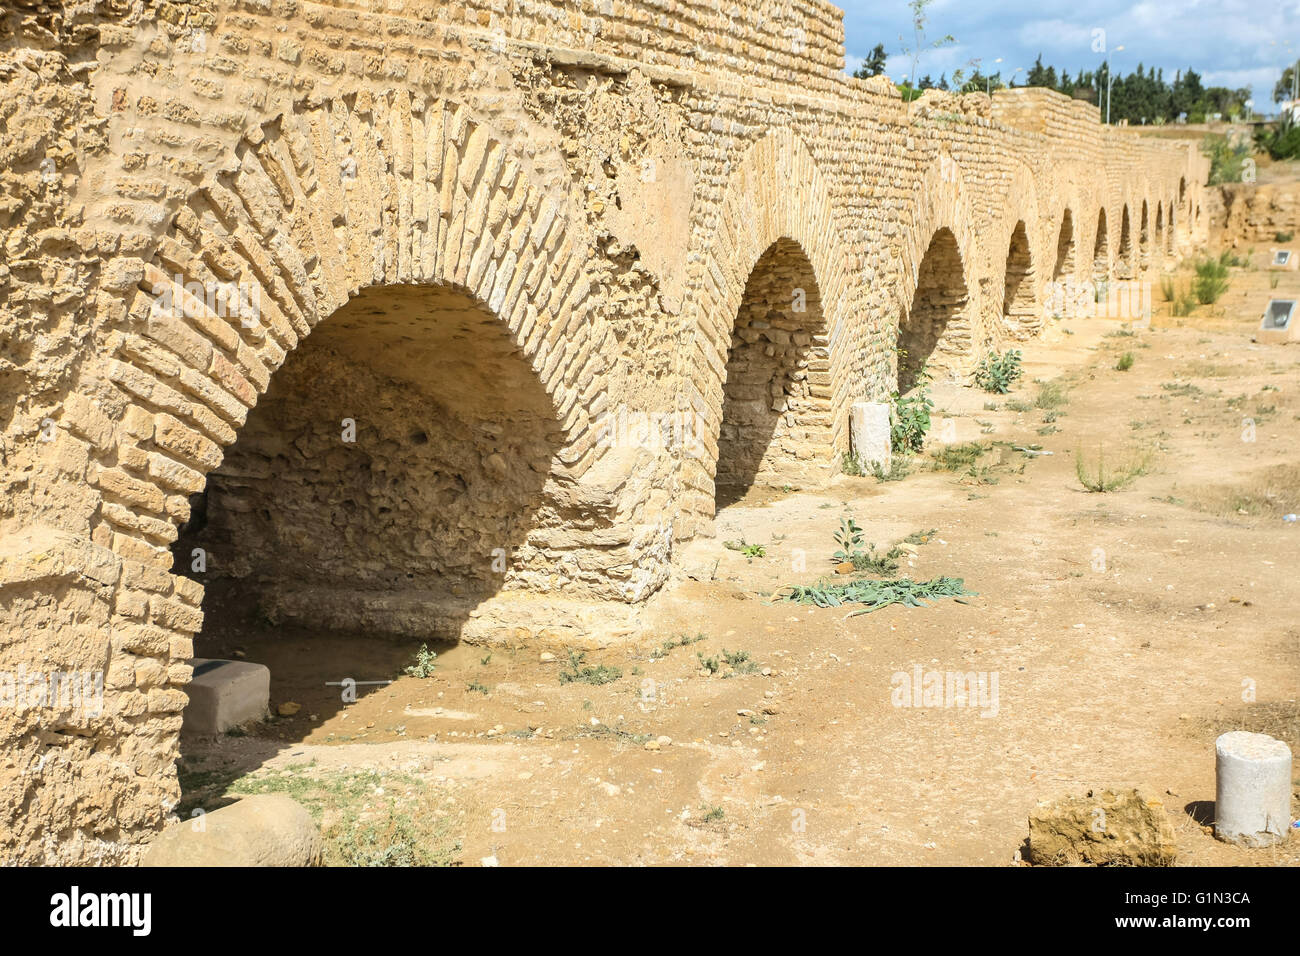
[[1027, 786, 1177, 866], [849, 401, 891, 474], [1214, 731, 1293, 848], [181, 658, 269, 734]]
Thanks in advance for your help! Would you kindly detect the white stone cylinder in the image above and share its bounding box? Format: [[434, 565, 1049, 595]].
[[1214, 731, 1293, 847], [849, 401, 891, 475]]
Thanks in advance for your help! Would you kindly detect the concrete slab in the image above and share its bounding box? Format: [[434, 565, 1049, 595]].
[[182, 658, 270, 734]]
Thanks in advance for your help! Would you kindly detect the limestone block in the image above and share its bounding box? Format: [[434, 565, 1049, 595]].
[[1215, 731, 1293, 848], [181, 658, 269, 734], [849, 401, 891, 474]]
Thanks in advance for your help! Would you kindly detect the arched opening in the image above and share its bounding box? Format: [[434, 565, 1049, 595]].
[[1166, 201, 1176, 256], [1092, 208, 1110, 288], [1117, 205, 1134, 280], [1053, 209, 1075, 281], [1138, 200, 1150, 272], [715, 238, 831, 504], [897, 227, 970, 393], [1154, 203, 1165, 263], [1002, 221, 1037, 335], [173, 282, 564, 727]]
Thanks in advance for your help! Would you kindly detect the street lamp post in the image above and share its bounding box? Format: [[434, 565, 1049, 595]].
[[1106, 45, 1125, 124]]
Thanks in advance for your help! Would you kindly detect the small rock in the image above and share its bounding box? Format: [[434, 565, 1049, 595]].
[[540, 652, 556, 663], [277, 702, 301, 717], [834, 561, 855, 575], [656, 735, 672, 747], [481, 855, 499, 867], [1027, 786, 1177, 866], [644, 740, 660, 751]]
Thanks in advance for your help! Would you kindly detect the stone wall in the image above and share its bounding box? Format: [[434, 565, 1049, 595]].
[[1214, 182, 1300, 244], [0, 0, 1209, 863]]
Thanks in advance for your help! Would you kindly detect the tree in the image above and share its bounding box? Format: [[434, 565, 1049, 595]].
[[1275, 65, 1297, 104], [853, 42, 889, 79]]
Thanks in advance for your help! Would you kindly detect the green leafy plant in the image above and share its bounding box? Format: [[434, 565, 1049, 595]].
[[973, 349, 1024, 393], [405, 644, 438, 678], [891, 369, 934, 453], [1275, 230, 1295, 243], [723, 539, 766, 561], [1116, 351, 1135, 371], [777, 575, 975, 617], [832, 517, 865, 563]]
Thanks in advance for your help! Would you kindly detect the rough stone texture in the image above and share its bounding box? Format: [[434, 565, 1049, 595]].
[[1027, 786, 1178, 867], [1214, 182, 1300, 244], [0, 0, 1206, 863], [140, 794, 321, 866]]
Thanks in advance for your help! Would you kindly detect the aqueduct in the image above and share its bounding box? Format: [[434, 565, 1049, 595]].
[[1, 0, 1207, 863]]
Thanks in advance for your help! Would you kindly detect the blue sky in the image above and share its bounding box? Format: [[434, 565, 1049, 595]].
[[840, 0, 1300, 113]]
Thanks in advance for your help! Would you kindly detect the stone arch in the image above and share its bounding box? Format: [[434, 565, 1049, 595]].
[[1154, 202, 1165, 263], [983, 161, 1044, 341], [894, 154, 979, 382], [1053, 208, 1076, 281], [898, 227, 972, 392], [1165, 200, 1176, 256], [715, 238, 830, 503], [1092, 207, 1110, 287], [1139, 198, 1151, 272], [39, 92, 632, 854], [688, 130, 854, 512], [1001, 221, 1038, 338], [91, 92, 620, 599], [1117, 203, 1135, 280]]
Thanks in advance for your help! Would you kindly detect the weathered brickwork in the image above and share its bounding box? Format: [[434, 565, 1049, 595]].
[[1, 0, 1207, 863]]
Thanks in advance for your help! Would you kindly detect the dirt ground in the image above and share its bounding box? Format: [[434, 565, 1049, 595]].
[[179, 240, 1300, 867]]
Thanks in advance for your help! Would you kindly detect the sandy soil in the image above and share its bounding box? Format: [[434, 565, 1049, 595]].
[[180, 246, 1300, 866]]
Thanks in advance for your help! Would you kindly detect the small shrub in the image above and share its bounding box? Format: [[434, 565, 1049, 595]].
[[1116, 351, 1135, 371], [559, 651, 622, 685], [1074, 445, 1152, 493], [405, 644, 438, 678], [1034, 381, 1069, 411], [1158, 274, 1177, 303], [1193, 256, 1230, 305], [973, 349, 1024, 394], [871, 458, 912, 482], [1276, 230, 1295, 243]]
